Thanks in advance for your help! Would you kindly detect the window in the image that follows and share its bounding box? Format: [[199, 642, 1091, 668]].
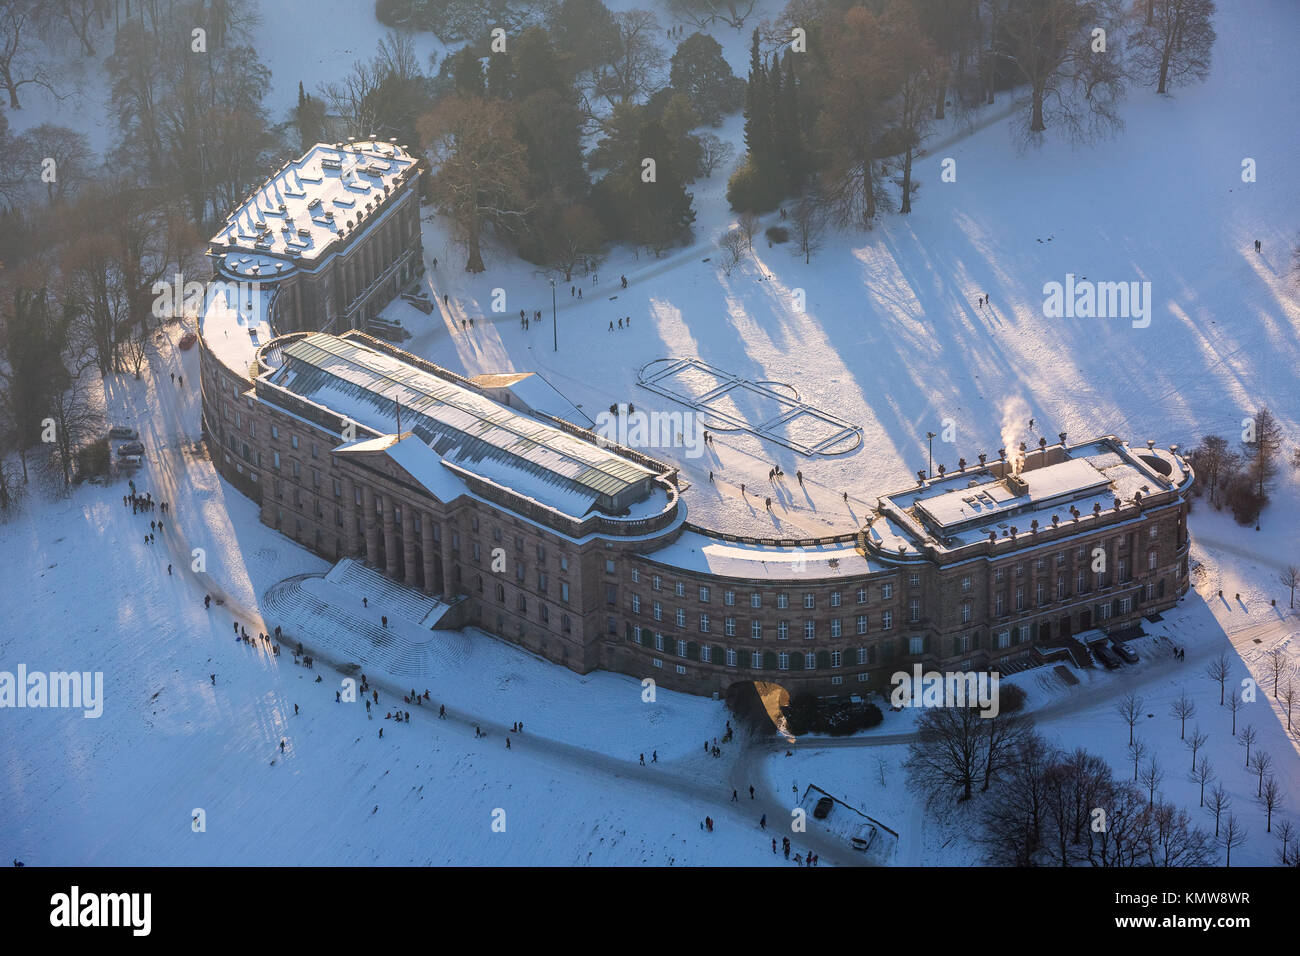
[[560, 582, 570, 603], [909, 572, 921, 588], [1036, 581, 1045, 605], [653, 601, 662, 621], [751, 651, 762, 669], [777, 621, 789, 640], [311, 443, 319, 459], [291, 460, 301, 478], [632, 594, 641, 614], [778, 652, 790, 671], [881, 583, 893, 600], [803, 621, 815, 640], [537, 572, 548, 593], [857, 648, 868, 665], [857, 588, 868, 604], [803, 593, 815, 609], [699, 614, 710, 633], [751, 621, 762, 639], [675, 608, 686, 628], [273, 451, 281, 470], [560, 555, 569, 571], [1015, 586, 1024, 611], [830, 591, 841, 607], [1149, 524, 1159, 540], [1148, 550, 1158, 570], [674, 580, 684, 597], [857, 615, 868, 635], [1056, 551, 1066, 566], [726, 648, 738, 667], [537, 544, 546, 562], [961, 575, 972, 593], [831, 650, 843, 668], [332, 478, 342, 498], [653, 659, 663, 669], [271, 425, 279, 440], [961, 602, 972, 623], [995, 592, 1005, 616], [750, 593, 761, 609], [908, 636, 924, 655], [1077, 569, 1087, 593], [1145, 581, 1156, 600], [701, 646, 712, 663], [804, 652, 816, 670], [632, 626, 643, 644], [830, 619, 842, 638], [654, 633, 665, 651], [881, 611, 893, 630], [1018, 625, 1030, 644], [995, 567, 1005, 584], [675, 664, 686, 675], [724, 617, 735, 637], [909, 599, 921, 623], [777, 593, 789, 609], [677, 640, 688, 658], [724, 590, 735, 606], [630, 567, 639, 583], [605, 558, 615, 573], [652, 574, 662, 591], [1121, 596, 1133, 614], [997, 630, 1011, 649], [699, 586, 710, 603], [605, 585, 616, 605], [1097, 603, 1112, 621], [516, 537, 524, 553]]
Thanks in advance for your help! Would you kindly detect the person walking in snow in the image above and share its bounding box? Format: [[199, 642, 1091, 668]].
[[366, 700, 371, 713], [760, 814, 766, 829], [378, 728, 383, 738], [732, 789, 738, 802], [439, 705, 445, 718], [749, 785, 755, 799], [381, 616, 387, 628], [167, 564, 172, 575], [210, 674, 216, 685], [506, 737, 511, 750], [204, 594, 211, 609], [652, 750, 658, 763], [294, 703, 299, 715], [639, 753, 645, 765], [279, 740, 285, 753], [336, 691, 341, 702]]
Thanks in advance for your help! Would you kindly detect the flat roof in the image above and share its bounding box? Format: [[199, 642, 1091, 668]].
[[915, 458, 1109, 531], [267, 334, 658, 516], [211, 140, 417, 265]]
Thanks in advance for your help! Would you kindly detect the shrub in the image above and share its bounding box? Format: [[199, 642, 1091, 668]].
[[764, 225, 790, 244], [74, 438, 110, 482]]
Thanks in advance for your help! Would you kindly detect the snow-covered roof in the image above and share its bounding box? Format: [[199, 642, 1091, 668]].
[[199, 278, 277, 376], [268, 333, 659, 517], [335, 433, 469, 503], [644, 529, 880, 581], [211, 140, 418, 264], [468, 370, 594, 428]]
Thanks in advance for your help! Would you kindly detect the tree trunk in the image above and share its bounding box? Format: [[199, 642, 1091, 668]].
[[1030, 83, 1046, 131], [465, 215, 485, 273], [934, 80, 946, 121], [900, 147, 914, 214]]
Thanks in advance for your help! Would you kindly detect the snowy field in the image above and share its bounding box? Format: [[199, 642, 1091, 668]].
[[2, 0, 1298, 866]]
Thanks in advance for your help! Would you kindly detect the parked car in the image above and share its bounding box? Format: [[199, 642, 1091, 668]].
[[116, 440, 145, 457], [178, 330, 198, 350], [850, 823, 877, 852], [1111, 642, 1139, 664], [1093, 644, 1122, 669], [118, 454, 142, 468], [108, 426, 138, 440], [813, 796, 834, 820]]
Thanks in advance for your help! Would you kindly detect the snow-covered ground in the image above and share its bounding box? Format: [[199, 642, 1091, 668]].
[[3, 0, 1298, 866]]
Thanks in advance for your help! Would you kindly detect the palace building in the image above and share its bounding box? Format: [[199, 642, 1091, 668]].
[[198, 149, 1194, 699]]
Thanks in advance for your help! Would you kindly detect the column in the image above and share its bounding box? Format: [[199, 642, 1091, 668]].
[[344, 477, 360, 558], [440, 519, 455, 602], [382, 495, 399, 580], [403, 507, 418, 588], [362, 484, 378, 566], [421, 511, 436, 596]]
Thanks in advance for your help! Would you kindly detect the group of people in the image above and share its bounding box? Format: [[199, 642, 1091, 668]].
[[607, 316, 633, 331], [124, 484, 169, 544], [519, 309, 544, 330]]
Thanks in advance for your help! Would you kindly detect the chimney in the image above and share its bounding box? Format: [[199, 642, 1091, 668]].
[[1005, 473, 1029, 496]]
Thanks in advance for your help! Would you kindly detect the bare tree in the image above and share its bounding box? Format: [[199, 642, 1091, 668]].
[[717, 229, 747, 277], [13, 124, 94, 206], [1204, 652, 1230, 705], [695, 132, 733, 179], [1250, 750, 1272, 797], [1238, 723, 1257, 767], [1276, 819, 1297, 865], [904, 704, 986, 805], [998, 0, 1127, 141], [1169, 689, 1196, 739], [1280, 680, 1296, 732], [1206, 781, 1231, 837], [1184, 726, 1208, 773], [1259, 776, 1281, 832], [0, 0, 57, 109], [667, 0, 757, 30], [1265, 647, 1286, 698], [1192, 756, 1214, 807], [1139, 754, 1164, 806], [1225, 686, 1242, 734], [595, 10, 665, 106], [1128, 736, 1147, 782], [1281, 565, 1299, 609], [789, 197, 823, 264], [1218, 813, 1246, 866], [1116, 690, 1143, 745], [1130, 0, 1216, 95], [737, 211, 759, 251], [1149, 800, 1216, 867]]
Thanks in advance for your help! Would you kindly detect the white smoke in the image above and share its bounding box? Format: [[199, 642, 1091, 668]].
[[999, 397, 1030, 476]]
